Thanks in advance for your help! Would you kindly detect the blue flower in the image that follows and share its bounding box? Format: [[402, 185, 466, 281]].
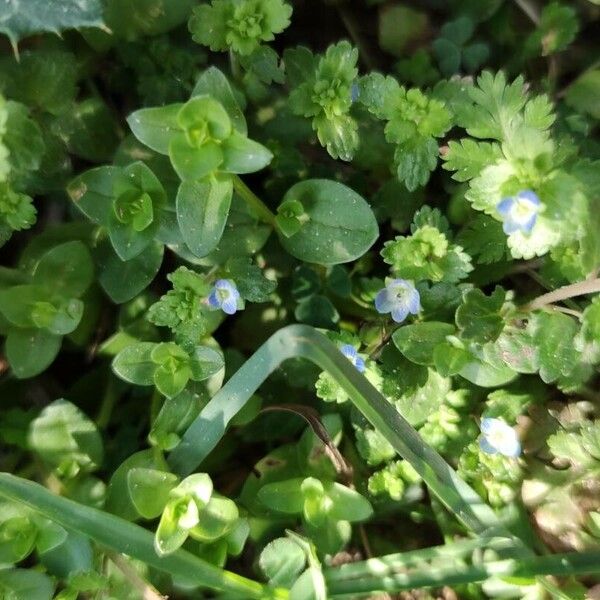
[[374, 279, 420, 323], [350, 82, 360, 103], [479, 418, 521, 458], [340, 344, 365, 373], [207, 279, 241, 315], [496, 190, 541, 235]]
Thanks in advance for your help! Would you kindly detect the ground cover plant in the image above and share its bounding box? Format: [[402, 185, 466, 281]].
[[0, 0, 599, 598]]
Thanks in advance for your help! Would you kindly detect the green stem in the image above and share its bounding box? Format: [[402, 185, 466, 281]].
[[167, 325, 518, 539], [0, 473, 287, 600], [523, 277, 600, 311], [324, 537, 519, 584], [232, 175, 276, 226], [325, 549, 600, 597]]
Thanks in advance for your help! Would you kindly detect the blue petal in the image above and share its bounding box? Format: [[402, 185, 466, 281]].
[[354, 357, 366, 373], [215, 279, 235, 294], [480, 417, 498, 434], [521, 213, 537, 234], [391, 304, 409, 323], [496, 197, 514, 216], [221, 297, 238, 315], [407, 289, 421, 314], [518, 190, 540, 206], [207, 290, 221, 309], [375, 289, 393, 314], [340, 344, 357, 360], [500, 437, 522, 458], [479, 437, 499, 455], [502, 219, 520, 235]]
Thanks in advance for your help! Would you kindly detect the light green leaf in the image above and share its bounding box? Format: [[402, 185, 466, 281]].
[[32, 241, 94, 299], [191, 67, 247, 134], [257, 479, 305, 514], [0, 569, 53, 600], [96, 240, 164, 304], [127, 104, 184, 155], [259, 538, 306, 587], [67, 166, 121, 226], [392, 322, 455, 366], [27, 399, 103, 475], [277, 179, 378, 265], [176, 177, 233, 257], [221, 132, 273, 174], [112, 342, 157, 386], [127, 468, 178, 520], [5, 328, 61, 379]]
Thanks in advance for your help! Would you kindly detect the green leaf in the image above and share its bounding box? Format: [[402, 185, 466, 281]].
[[154, 364, 191, 399], [456, 287, 506, 343], [176, 176, 233, 258], [190, 495, 239, 542], [5, 328, 61, 379], [442, 139, 503, 182], [3, 101, 45, 175], [257, 479, 305, 514], [191, 67, 248, 135], [221, 132, 273, 174], [0, 516, 37, 564], [565, 69, 600, 120], [224, 257, 276, 302], [104, 0, 194, 40], [112, 342, 157, 387], [457, 215, 507, 264], [259, 538, 306, 587], [127, 468, 178, 519], [394, 135, 438, 191], [28, 399, 103, 476], [533, 312, 580, 384], [277, 179, 378, 265], [189, 346, 224, 381], [289, 566, 327, 600], [327, 483, 373, 522], [32, 241, 94, 299], [96, 240, 164, 304], [53, 98, 119, 163], [528, 2, 578, 56], [127, 104, 184, 154], [0, 569, 53, 600], [0, 0, 104, 50], [67, 166, 121, 226], [392, 322, 455, 366]]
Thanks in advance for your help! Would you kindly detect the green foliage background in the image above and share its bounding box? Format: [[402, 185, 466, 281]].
[[0, 0, 599, 598]]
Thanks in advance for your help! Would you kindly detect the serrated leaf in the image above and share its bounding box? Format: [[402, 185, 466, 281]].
[[456, 286, 506, 343], [392, 321, 455, 366], [442, 139, 502, 182], [0, 0, 105, 50]]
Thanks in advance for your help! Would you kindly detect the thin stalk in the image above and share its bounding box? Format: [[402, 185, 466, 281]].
[[523, 277, 600, 311], [0, 473, 287, 600], [324, 537, 519, 584], [326, 549, 600, 597], [168, 325, 521, 539], [232, 175, 276, 226]]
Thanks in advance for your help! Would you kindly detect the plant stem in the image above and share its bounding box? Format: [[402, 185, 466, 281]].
[[0, 473, 287, 600], [523, 277, 600, 311], [167, 325, 523, 540], [336, 2, 378, 71], [325, 549, 600, 596], [232, 175, 276, 226], [513, 0, 540, 25]]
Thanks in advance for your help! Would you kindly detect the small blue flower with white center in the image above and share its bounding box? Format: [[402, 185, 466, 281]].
[[207, 279, 241, 315], [479, 418, 521, 458], [340, 344, 365, 373], [374, 279, 420, 323], [496, 190, 541, 235]]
